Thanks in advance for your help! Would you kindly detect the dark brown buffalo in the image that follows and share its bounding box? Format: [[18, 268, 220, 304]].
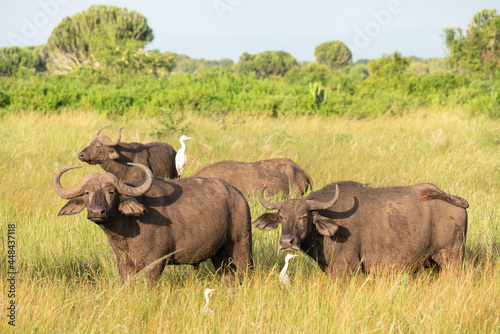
[[78, 126, 178, 180], [194, 158, 313, 197], [254, 181, 468, 277], [53, 163, 253, 282]]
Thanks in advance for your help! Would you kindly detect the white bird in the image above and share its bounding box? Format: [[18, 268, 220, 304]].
[[203, 288, 216, 315], [175, 135, 191, 177], [279, 254, 297, 288]]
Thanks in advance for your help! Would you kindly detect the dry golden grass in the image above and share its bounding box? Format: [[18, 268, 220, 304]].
[[0, 109, 499, 332]]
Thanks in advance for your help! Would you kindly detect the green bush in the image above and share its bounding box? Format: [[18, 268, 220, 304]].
[[285, 63, 331, 85], [0, 91, 10, 108], [0, 46, 47, 76], [368, 51, 409, 78], [237, 51, 298, 77], [0, 51, 499, 119]]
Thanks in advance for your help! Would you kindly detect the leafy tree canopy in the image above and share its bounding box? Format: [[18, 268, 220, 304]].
[[314, 41, 352, 70], [47, 5, 164, 74], [368, 51, 409, 77], [87, 37, 175, 78], [237, 51, 297, 77], [48, 5, 153, 53], [445, 9, 500, 73], [171, 53, 233, 74], [0, 45, 47, 76], [285, 62, 331, 85]]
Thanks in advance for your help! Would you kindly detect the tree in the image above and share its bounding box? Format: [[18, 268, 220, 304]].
[[87, 36, 175, 78], [237, 51, 297, 77], [171, 53, 232, 74], [444, 9, 500, 73], [368, 51, 409, 77], [0, 45, 47, 76], [285, 62, 331, 85], [314, 41, 352, 70], [47, 5, 159, 73]]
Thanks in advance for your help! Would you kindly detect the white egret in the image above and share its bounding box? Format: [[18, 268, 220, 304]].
[[203, 288, 216, 315], [175, 135, 191, 177], [279, 254, 297, 288]]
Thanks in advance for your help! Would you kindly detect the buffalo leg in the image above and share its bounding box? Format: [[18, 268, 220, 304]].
[[116, 252, 167, 283], [431, 243, 465, 271], [229, 240, 254, 274], [326, 256, 361, 278], [211, 250, 236, 275], [139, 259, 167, 281]]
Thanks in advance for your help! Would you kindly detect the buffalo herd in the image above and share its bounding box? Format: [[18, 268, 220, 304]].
[[54, 126, 469, 282]]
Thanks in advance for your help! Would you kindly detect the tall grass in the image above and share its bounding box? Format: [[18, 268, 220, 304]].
[[0, 109, 499, 332]]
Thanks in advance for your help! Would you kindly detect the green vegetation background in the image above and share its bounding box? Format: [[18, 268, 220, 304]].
[[0, 6, 499, 119]]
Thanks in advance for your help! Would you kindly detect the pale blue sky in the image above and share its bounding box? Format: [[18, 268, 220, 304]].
[[1, 0, 498, 61]]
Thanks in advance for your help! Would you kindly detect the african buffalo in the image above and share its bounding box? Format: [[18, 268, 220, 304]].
[[53, 163, 253, 282], [78, 126, 178, 180], [194, 158, 313, 197], [254, 181, 468, 276]]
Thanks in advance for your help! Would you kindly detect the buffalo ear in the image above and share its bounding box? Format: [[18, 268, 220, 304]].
[[253, 213, 280, 230], [108, 148, 120, 160], [312, 211, 339, 237], [119, 197, 146, 217], [58, 197, 85, 216]]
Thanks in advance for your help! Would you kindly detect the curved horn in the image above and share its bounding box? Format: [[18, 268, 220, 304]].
[[103, 127, 123, 147], [94, 125, 110, 138], [113, 163, 153, 197], [258, 186, 283, 210], [306, 184, 339, 211], [53, 166, 91, 199]]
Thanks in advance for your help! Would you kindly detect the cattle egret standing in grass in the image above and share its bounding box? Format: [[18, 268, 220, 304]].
[[176, 135, 191, 177], [279, 254, 297, 288], [203, 288, 216, 315]]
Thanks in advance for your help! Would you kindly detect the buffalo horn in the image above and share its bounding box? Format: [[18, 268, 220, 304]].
[[102, 127, 123, 147], [53, 166, 96, 199], [306, 184, 339, 211], [94, 125, 110, 137], [112, 163, 153, 197], [258, 186, 283, 210]]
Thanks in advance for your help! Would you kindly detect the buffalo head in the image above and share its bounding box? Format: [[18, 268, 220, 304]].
[[253, 185, 339, 252], [78, 126, 123, 164], [53, 163, 153, 224]]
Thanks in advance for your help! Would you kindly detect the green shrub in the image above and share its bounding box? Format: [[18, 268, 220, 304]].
[[237, 51, 298, 77], [0, 46, 47, 76], [285, 63, 331, 85], [0, 91, 10, 108], [368, 51, 409, 78], [0, 56, 499, 119]]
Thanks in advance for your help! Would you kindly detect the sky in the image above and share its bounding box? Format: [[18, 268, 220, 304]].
[[0, 0, 498, 62]]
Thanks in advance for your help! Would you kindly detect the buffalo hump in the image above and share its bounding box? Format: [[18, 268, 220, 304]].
[[194, 158, 313, 197], [78, 127, 178, 181]]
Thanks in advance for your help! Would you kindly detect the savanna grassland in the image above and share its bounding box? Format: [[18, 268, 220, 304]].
[[0, 109, 499, 333]]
